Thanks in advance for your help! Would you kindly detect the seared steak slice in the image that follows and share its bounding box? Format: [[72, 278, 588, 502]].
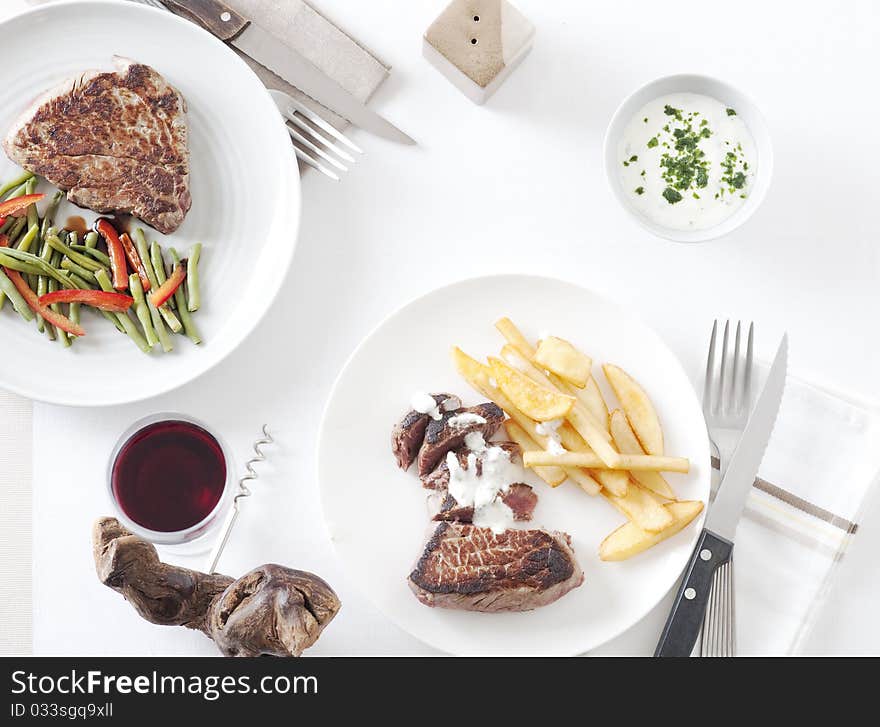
[[409, 522, 583, 611], [391, 393, 460, 471], [3, 57, 190, 234], [416, 403, 505, 476], [421, 441, 521, 490], [434, 483, 537, 523]]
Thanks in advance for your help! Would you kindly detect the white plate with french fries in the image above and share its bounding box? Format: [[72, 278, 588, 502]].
[[318, 274, 709, 655]]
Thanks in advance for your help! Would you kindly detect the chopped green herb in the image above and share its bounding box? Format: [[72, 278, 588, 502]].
[[662, 187, 683, 204], [640, 169, 646, 177], [726, 108, 737, 116], [629, 155, 638, 162], [663, 104, 683, 121], [643, 117, 648, 123], [635, 186, 645, 195], [693, 192, 700, 199], [647, 137, 659, 148]]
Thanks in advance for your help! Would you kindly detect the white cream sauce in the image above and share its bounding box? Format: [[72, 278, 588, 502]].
[[446, 435, 520, 534], [535, 418, 565, 454], [447, 412, 487, 428], [618, 93, 757, 231], [410, 391, 442, 420]]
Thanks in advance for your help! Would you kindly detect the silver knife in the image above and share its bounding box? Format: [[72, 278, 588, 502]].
[[655, 334, 788, 657], [155, 0, 415, 144]]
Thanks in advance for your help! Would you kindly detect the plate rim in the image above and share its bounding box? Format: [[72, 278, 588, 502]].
[[317, 272, 710, 655], [0, 0, 301, 407]]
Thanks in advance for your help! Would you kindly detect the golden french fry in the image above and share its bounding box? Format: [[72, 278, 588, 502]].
[[451, 345, 493, 386], [602, 482, 673, 533], [609, 409, 675, 500], [523, 450, 689, 473], [599, 500, 705, 561], [603, 364, 664, 455], [580, 376, 610, 432], [488, 356, 575, 422], [557, 422, 628, 497], [534, 336, 592, 388], [495, 317, 533, 358], [500, 344, 611, 440], [503, 420, 567, 488]]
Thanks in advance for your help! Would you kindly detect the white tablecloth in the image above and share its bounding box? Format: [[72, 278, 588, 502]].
[[1, 0, 878, 655]]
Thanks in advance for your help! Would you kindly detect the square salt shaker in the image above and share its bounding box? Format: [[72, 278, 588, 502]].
[[423, 0, 535, 104]]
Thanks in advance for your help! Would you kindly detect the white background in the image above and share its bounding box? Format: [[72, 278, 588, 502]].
[[1, 0, 877, 654]]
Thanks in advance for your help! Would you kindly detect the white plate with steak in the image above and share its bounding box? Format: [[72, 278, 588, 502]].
[[318, 275, 710, 655], [0, 1, 299, 405]]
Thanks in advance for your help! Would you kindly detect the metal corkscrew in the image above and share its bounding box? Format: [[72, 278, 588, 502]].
[[206, 424, 274, 574]]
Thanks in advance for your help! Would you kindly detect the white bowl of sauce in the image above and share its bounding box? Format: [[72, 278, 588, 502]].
[[604, 74, 772, 242]]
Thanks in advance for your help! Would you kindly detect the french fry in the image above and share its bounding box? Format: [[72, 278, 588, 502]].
[[599, 500, 705, 561], [523, 450, 690, 473], [602, 482, 673, 533], [609, 409, 675, 500], [580, 376, 610, 432], [495, 339, 617, 463], [503, 420, 566, 488], [495, 316, 533, 358], [453, 348, 601, 495], [557, 422, 628, 497], [534, 336, 592, 388], [488, 356, 575, 421], [603, 364, 664, 455], [500, 345, 610, 439]]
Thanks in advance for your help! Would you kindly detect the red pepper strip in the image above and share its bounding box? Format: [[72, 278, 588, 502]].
[[0, 218, 6, 227], [3, 268, 85, 336], [95, 219, 129, 290], [0, 193, 45, 218], [119, 232, 151, 292], [39, 289, 133, 313], [149, 260, 187, 308]]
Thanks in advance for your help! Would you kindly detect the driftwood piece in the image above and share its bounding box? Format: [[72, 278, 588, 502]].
[[93, 517, 341, 656]]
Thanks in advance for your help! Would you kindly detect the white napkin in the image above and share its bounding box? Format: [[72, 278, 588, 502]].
[[734, 373, 880, 654], [0, 390, 32, 655]]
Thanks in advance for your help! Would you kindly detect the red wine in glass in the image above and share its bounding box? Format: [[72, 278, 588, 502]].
[[111, 420, 227, 533]]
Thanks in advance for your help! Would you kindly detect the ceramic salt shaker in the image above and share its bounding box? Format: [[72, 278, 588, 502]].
[[423, 0, 535, 104]]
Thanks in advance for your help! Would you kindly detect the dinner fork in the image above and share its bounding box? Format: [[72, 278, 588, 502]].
[[133, 0, 362, 180], [699, 319, 754, 657]]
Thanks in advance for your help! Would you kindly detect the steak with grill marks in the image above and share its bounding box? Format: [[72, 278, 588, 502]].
[[408, 522, 584, 612], [416, 402, 504, 476], [3, 57, 190, 234]]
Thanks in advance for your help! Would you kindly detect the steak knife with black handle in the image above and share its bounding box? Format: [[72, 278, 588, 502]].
[[654, 335, 788, 657]]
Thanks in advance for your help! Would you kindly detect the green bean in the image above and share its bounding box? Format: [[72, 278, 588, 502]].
[[16, 224, 39, 254], [84, 231, 99, 249], [129, 273, 158, 348], [0, 267, 34, 321], [35, 241, 53, 336], [168, 248, 201, 345], [69, 244, 110, 266], [0, 248, 74, 289], [5, 217, 27, 245], [47, 250, 70, 346], [39, 191, 63, 243], [0, 170, 34, 199], [24, 177, 39, 229], [186, 243, 201, 312], [150, 241, 179, 314], [60, 257, 96, 282], [45, 235, 104, 273], [94, 269, 151, 353], [134, 229, 173, 350]]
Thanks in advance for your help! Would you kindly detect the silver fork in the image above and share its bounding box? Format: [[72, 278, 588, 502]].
[[700, 319, 754, 657], [133, 0, 361, 180], [268, 89, 363, 181]]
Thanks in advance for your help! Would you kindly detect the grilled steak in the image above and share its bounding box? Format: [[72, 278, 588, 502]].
[[3, 57, 190, 234], [392, 394, 461, 471], [416, 403, 505, 476], [421, 441, 521, 490], [433, 483, 538, 523], [408, 522, 583, 611]]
